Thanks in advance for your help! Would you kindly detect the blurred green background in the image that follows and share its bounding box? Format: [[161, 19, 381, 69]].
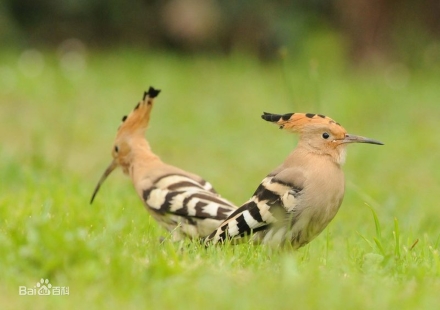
[[2, 0, 440, 64], [1, 1, 440, 309]]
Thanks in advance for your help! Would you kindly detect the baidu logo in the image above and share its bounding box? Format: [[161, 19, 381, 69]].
[[19, 279, 69, 296]]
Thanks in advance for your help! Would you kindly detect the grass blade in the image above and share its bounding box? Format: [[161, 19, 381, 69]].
[[365, 203, 382, 240], [374, 237, 386, 256], [394, 217, 401, 259]]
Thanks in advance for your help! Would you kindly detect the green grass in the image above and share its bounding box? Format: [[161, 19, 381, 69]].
[[1, 33, 440, 309]]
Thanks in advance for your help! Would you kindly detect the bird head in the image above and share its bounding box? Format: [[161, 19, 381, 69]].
[[90, 87, 161, 203], [262, 112, 383, 164]]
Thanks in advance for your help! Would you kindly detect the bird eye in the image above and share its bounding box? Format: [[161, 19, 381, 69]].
[[114, 145, 119, 153], [322, 132, 330, 139]]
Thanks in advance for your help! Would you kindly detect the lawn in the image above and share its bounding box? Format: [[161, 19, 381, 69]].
[[1, 33, 440, 309]]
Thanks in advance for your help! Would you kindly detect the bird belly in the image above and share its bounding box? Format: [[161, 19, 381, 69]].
[[259, 193, 343, 248]]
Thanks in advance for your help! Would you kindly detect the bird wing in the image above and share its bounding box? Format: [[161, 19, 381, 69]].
[[205, 168, 305, 244], [142, 174, 237, 221]]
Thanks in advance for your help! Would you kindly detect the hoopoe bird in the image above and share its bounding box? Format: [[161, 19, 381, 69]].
[[90, 87, 237, 240], [206, 112, 383, 248]]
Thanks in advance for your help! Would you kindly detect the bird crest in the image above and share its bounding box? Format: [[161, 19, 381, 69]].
[[116, 86, 161, 138], [262, 112, 347, 137]]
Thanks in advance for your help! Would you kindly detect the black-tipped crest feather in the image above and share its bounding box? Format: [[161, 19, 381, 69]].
[[262, 112, 295, 123], [261, 112, 282, 122], [147, 87, 161, 99]]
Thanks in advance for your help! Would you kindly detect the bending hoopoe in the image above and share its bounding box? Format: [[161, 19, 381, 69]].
[[206, 112, 383, 248], [90, 87, 237, 240]]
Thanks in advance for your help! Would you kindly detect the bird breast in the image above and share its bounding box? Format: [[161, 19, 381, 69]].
[[302, 160, 345, 229]]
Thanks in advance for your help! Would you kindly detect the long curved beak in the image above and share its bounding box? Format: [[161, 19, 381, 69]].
[[90, 160, 118, 204], [342, 134, 384, 145]]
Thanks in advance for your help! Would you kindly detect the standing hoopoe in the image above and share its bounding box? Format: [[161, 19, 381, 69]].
[[90, 87, 237, 240], [206, 112, 383, 248]]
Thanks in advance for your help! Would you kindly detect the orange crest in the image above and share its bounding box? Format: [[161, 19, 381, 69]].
[[262, 112, 347, 138], [116, 87, 161, 138]]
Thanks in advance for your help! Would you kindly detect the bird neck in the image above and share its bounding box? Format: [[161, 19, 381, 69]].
[[296, 140, 347, 165], [125, 139, 162, 183], [285, 144, 343, 170]]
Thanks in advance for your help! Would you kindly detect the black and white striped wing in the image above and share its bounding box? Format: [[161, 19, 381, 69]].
[[142, 174, 236, 221], [205, 175, 303, 244]]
